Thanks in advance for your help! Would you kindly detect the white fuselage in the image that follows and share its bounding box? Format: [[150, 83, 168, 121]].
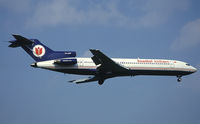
[[34, 57, 197, 77]]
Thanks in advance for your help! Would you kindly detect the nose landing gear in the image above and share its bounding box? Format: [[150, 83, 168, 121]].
[[98, 79, 104, 85], [176, 75, 182, 88], [177, 76, 182, 82]]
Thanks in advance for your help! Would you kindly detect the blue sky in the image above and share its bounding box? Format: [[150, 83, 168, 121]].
[[1, 0, 200, 124]]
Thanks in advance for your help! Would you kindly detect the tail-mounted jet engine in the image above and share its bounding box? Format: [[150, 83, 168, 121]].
[[54, 58, 77, 65]]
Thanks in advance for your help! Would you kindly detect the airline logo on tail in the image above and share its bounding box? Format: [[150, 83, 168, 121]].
[[33, 45, 45, 57]]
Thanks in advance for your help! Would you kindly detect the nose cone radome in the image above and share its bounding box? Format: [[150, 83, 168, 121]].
[[191, 66, 197, 73]]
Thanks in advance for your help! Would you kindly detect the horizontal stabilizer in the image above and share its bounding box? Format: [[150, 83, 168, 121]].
[[8, 40, 21, 48], [9, 34, 34, 48]]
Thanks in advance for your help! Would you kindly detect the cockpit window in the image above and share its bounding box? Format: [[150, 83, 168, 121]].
[[186, 63, 190, 66]]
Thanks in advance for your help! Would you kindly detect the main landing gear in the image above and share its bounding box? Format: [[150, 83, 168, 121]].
[[98, 79, 104, 85], [177, 76, 182, 82]]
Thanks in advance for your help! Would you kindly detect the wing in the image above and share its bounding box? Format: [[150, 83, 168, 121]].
[[69, 76, 99, 84], [70, 49, 130, 85], [90, 49, 130, 73]]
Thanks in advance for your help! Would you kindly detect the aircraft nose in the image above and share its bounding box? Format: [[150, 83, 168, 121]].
[[192, 66, 197, 73]]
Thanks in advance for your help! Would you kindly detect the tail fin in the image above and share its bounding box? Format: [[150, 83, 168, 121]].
[[9, 35, 76, 62]]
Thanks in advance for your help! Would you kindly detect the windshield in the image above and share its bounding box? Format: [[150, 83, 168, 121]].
[[186, 63, 190, 66]]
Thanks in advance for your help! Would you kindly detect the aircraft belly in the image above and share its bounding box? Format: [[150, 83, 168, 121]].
[[51, 68, 97, 75], [45, 67, 193, 77], [132, 69, 193, 76]]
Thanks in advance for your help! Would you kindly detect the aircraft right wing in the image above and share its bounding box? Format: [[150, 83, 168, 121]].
[[69, 75, 115, 85], [69, 76, 99, 84]]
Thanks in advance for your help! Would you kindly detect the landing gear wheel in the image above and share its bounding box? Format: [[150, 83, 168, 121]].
[[177, 78, 182, 82], [98, 79, 104, 85], [176, 76, 183, 88], [177, 76, 182, 82]]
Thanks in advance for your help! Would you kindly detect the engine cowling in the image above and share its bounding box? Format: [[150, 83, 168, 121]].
[[54, 58, 77, 65]]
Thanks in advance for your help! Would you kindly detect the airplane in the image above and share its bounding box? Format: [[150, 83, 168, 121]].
[[9, 35, 197, 85]]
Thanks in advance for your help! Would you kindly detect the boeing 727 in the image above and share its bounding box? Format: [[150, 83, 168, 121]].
[[9, 35, 197, 85]]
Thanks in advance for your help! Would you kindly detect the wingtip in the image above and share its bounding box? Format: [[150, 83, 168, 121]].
[[68, 80, 75, 83], [12, 34, 19, 37], [68, 80, 80, 84]]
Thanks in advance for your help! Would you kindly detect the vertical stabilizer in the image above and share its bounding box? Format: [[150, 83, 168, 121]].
[[9, 35, 76, 61]]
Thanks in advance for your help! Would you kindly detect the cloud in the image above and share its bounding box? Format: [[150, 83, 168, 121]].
[[0, 0, 31, 13], [138, 0, 189, 27], [171, 18, 200, 51], [82, 50, 93, 57], [25, 0, 189, 28], [26, 0, 128, 28]]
